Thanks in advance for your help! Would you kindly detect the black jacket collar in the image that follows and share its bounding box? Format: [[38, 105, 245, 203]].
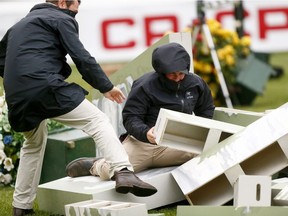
[[30, 3, 77, 18]]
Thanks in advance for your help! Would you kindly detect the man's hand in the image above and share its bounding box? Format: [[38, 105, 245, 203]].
[[103, 86, 126, 104], [147, 126, 157, 144]]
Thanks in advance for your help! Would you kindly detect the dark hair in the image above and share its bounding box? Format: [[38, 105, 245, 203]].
[[46, 0, 78, 7], [46, 0, 58, 5]]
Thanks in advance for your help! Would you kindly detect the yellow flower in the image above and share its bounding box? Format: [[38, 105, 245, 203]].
[[242, 47, 250, 57], [225, 55, 235, 66], [202, 63, 213, 74], [208, 82, 220, 98], [201, 75, 211, 83], [207, 19, 221, 33], [231, 32, 240, 45], [193, 60, 202, 71], [215, 29, 231, 39], [240, 36, 251, 46], [201, 45, 210, 55], [217, 49, 225, 60], [224, 45, 235, 55], [185, 18, 252, 106]]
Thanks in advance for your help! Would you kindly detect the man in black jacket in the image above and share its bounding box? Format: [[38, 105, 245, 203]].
[[66, 43, 215, 179], [0, 1, 156, 215], [121, 42, 215, 172]]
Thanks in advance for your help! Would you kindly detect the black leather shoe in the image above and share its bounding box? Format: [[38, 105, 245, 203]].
[[114, 169, 157, 197], [66, 157, 102, 177], [13, 207, 34, 216]]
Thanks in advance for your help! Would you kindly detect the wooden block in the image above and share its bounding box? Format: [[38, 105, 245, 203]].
[[66, 200, 113, 216], [234, 175, 271, 207], [37, 167, 184, 215], [154, 108, 244, 154], [203, 128, 222, 152], [272, 178, 288, 199], [274, 185, 288, 206], [172, 103, 288, 206], [96, 203, 147, 216], [277, 134, 288, 159], [65, 199, 147, 216], [213, 107, 265, 126], [224, 164, 245, 186]]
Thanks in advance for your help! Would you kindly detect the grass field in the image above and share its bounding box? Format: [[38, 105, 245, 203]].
[[1, 52, 288, 216]]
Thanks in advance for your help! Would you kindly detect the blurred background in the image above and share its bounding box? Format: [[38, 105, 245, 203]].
[[1, 2, 288, 214], [1, 0, 288, 110]]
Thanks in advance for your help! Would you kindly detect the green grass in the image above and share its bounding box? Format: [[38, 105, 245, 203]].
[[0, 186, 14, 215], [0, 186, 178, 216], [0, 186, 52, 216], [1, 52, 288, 216]]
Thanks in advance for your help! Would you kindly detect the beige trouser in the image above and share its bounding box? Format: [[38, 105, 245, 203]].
[[122, 135, 196, 173], [13, 99, 133, 209]]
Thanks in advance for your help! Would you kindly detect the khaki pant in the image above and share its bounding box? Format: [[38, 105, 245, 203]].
[[13, 99, 133, 209], [122, 135, 196, 173]]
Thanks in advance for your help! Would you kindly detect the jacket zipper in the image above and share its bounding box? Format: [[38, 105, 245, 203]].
[[176, 83, 185, 112]]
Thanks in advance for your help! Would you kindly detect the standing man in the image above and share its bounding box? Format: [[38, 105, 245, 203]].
[[66, 43, 215, 178], [0, 1, 157, 215]]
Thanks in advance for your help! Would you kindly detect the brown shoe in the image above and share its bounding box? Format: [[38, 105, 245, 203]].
[[13, 207, 34, 216], [114, 169, 157, 197], [66, 157, 103, 177]]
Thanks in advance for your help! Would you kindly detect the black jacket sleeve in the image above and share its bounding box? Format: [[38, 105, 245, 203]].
[[122, 80, 151, 143], [58, 18, 113, 93]]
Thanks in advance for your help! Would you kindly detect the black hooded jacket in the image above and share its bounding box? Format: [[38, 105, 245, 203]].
[[122, 43, 215, 143], [0, 3, 113, 132]]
